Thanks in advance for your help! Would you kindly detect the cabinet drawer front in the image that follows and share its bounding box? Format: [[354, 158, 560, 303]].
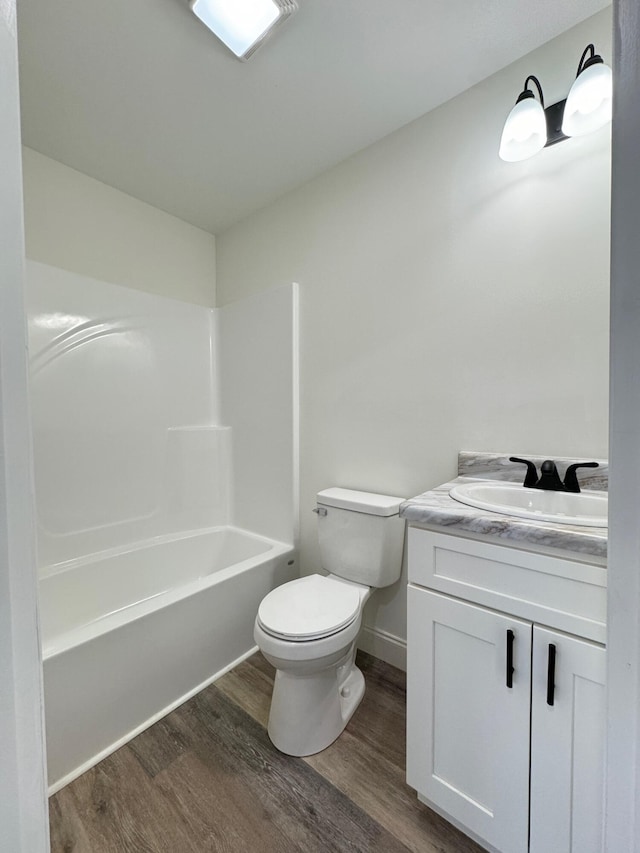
[[407, 586, 531, 853], [408, 527, 606, 642]]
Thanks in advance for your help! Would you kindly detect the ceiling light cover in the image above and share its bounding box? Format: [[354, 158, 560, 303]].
[[499, 94, 547, 162], [190, 0, 298, 60], [562, 61, 612, 138]]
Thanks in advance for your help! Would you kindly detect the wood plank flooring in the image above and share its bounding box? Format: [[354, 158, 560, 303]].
[[50, 651, 485, 853]]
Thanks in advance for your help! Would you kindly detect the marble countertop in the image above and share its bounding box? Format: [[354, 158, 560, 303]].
[[400, 452, 608, 562]]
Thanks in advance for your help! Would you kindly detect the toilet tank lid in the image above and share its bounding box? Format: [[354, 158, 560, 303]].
[[317, 487, 404, 516]]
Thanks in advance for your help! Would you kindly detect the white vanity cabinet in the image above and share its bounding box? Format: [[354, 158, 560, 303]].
[[407, 527, 606, 853]]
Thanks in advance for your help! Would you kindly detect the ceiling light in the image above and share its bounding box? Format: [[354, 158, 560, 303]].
[[499, 76, 547, 162], [562, 44, 613, 138], [190, 0, 298, 61]]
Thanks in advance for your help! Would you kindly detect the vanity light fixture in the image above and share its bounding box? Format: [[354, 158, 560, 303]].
[[190, 0, 298, 61], [499, 75, 548, 162], [562, 44, 613, 137], [499, 43, 612, 162]]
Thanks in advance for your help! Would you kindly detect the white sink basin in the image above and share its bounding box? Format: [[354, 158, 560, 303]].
[[449, 482, 608, 528]]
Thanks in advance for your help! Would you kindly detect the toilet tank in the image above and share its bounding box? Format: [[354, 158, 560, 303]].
[[315, 488, 406, 588]]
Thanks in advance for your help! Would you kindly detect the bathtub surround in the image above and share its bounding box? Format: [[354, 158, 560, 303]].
[[27, 261, 299, 790], [27, 261, 298, 567], [216, 9, 612, 669], [28, 261, 223, 567], [21, 148, 217, 307], [219, 284, 299, 546]]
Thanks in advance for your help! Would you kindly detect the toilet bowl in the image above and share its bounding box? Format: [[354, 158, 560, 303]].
[[254, 487, 405, 756], [255, 574, 371, 756]]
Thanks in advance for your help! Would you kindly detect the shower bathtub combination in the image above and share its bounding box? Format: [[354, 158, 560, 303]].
[[27, 263, 299, 793]]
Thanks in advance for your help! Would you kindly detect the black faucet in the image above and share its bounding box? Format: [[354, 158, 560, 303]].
[[508, 456, 538, 488], [509, 457, 599, 493], [534, 460, 565, 491], [563, 461, 600, 493]]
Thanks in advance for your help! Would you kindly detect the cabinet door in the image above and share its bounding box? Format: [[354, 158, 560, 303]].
[[407, 586, 532, 853], [530, 627, 606, 853]]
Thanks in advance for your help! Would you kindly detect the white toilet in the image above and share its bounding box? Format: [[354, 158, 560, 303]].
[[254, 487, 405, 756]]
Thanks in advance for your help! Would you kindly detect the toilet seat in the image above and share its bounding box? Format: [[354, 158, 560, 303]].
[[257, 575, 363, 641]]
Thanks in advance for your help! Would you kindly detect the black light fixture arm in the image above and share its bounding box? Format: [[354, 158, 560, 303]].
[[576, 43, 603, 76], [518, 74, 545, 107]]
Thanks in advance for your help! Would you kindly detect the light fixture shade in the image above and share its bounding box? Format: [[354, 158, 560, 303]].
[[561, 62, 613, 137], [499, 96, 547, 162], [190, 0, 298, 60]]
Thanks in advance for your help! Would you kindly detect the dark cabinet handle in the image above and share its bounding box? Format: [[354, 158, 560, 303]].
[[547, 643, 556, 706], [506, 629, 515, 688]]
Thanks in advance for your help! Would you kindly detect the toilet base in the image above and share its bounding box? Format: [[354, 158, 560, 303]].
[[267, 655, 365, 757]]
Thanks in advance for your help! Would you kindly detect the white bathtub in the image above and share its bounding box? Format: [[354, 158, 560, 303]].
[[41, 526, 296, 793]]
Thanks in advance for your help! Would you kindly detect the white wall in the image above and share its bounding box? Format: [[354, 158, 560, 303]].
[[0, 3, 49, 848], [217, 10, 612, 665], [22, 148, 216, 306]]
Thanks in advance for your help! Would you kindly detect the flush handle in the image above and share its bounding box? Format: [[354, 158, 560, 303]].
[[312, 507, 327, 516]]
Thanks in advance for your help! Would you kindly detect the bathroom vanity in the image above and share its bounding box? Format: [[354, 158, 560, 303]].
[[401, 452, 607, 853]]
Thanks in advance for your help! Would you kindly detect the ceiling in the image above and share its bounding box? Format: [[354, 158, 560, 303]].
[[17, 0, 609, 234]]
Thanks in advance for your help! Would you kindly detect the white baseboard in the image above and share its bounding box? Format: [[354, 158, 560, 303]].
[[358, 625, 406, 671]]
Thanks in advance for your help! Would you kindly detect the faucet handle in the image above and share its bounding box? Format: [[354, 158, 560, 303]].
[[509, 456, 539, 488], [563, 461, 599, 493]]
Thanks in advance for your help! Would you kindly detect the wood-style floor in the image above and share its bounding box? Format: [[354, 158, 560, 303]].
[[49, 651, 485, 853]]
